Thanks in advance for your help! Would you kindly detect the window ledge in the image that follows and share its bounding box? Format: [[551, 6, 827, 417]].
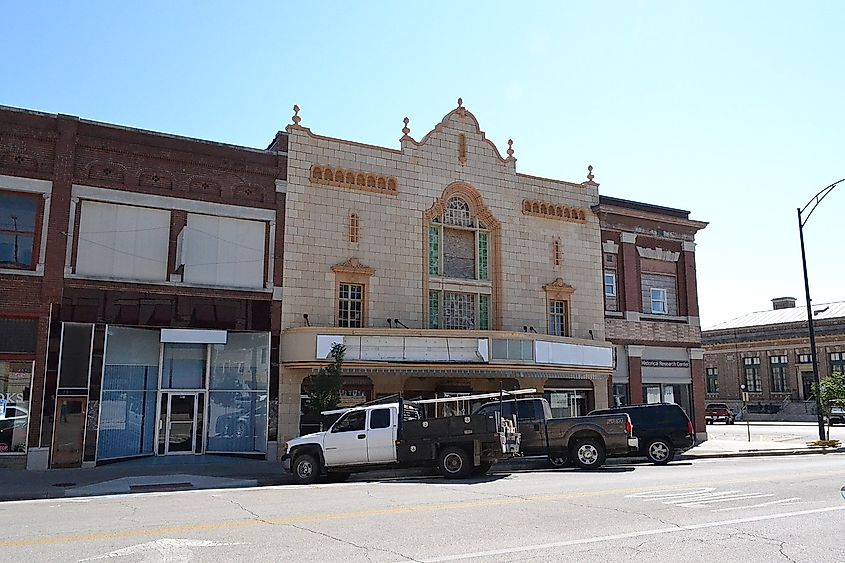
[[0, 267, 43, 277], [604, 311, 623, 318], [640, 313, 688, 323]]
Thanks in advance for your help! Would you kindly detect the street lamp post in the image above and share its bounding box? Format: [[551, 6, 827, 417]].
[[797, 178, 845, 442]]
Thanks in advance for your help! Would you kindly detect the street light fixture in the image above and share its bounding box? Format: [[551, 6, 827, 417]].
[[797, 177, 845, 442]]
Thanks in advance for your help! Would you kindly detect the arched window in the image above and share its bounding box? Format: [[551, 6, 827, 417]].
[[444, 197, 472, 227], [427, 192, 492, 330]]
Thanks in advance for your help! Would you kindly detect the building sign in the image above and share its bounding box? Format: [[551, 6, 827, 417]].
[[641, 360, 690, 369]]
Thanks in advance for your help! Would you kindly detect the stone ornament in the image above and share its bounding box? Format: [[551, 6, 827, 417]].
[[310, 164, 398, 196], [522, 199, 587, 223]]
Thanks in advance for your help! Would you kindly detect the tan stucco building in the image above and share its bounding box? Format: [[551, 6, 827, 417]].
[[276, 101, 616, 440]]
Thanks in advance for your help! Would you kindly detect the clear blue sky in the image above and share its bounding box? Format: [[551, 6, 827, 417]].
[[2, 2, 843, 328]]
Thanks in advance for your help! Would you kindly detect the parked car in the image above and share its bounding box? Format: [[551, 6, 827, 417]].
[[473, 397, 638, 470], [826, 406, 845, 425], [705, 403, 736, 424], [589, 403, 695, 465]]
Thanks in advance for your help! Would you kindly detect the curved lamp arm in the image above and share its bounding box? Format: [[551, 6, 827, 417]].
[[800, 178, 845, 227]]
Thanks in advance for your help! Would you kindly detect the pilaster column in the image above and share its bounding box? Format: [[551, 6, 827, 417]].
[[620, 232, 641, 319], [689, 348, 707, 440], [627, 344, 644, 404]]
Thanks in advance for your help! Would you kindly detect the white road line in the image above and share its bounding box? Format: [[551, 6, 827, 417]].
[[626, 488, 715, 499], [711, 498, 801, 512], [661, 491, 744, 504], [393, 505, 845, 563], [677, 494, 774, 507]]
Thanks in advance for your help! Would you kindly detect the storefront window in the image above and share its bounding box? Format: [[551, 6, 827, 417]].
[[612, 384, 629, 407], [643, 383, 692, 419], [207, 333, 269, 453], [97, 327, 160, 460], [0, 361, 33, 454]]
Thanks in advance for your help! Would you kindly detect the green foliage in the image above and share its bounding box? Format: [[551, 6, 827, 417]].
[[308, 343, 345, 415], [812, 371, 845, 440]]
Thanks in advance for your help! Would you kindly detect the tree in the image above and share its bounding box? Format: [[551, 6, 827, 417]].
[[812, 371, 845, 440], [307, 343, 345, 416]]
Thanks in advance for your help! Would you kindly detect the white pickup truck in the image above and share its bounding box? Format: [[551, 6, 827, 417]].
[[282, 396, 520, 484]]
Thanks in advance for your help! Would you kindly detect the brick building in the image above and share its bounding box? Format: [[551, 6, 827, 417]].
[[702, 298, 845, 420], [277, 101, 709, 442], [0, 105, 287, 469], [595, 198, 708, 439]]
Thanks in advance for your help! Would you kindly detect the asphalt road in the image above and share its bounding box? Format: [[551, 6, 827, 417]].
[[706, 421, 845, 444], [1, 454, 843, 563]]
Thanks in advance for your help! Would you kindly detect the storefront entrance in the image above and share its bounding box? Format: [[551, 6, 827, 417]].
[[158, 392, 205, 455]]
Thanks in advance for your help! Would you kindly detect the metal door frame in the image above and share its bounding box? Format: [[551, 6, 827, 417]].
[[161, 391, 202, 455]]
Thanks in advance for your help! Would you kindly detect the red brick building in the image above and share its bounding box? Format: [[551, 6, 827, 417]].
[[595, 197, 709, 439], [0, 106, 287, 469]]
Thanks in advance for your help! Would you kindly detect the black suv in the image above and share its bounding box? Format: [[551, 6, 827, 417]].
[[589, 403, 695, 465]]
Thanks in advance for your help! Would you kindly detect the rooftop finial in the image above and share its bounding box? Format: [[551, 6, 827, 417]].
[[457, 97, 463, 108], [507, 139, 514, 158], [402, 117, 410, 137], [587, 165, 595, 182], [292, 104, 301, 126]]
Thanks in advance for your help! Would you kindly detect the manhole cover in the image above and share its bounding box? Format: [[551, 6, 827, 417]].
[[52, 482, 76, 487]]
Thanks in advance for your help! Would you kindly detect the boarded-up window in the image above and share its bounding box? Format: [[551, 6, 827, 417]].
[[182, 214, 266, 289], [641, 272, 678, 315], [443, 228, 475, 279], [76, 201, 170, 282]]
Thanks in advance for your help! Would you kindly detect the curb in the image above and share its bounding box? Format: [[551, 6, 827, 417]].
[[680, 447, 845, 460]]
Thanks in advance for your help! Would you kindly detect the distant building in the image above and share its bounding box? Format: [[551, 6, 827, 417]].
[[702, 298, 845, 419]]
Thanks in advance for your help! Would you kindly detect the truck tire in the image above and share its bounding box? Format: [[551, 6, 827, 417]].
[[439, 446, 472, 479], [548, 455, 569, 468], [645, 438, 674, 465], [471, 461, 493, 476], [570, 438, 606, 470], [292, 453, 321, 484]]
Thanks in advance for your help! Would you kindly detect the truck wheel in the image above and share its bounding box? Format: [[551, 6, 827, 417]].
[[570, 438, 606, 470], [292, 453, 321, 484], [439, 446, 472, 479], [471, 461, 493, 476], [548, 455, 569, 468], [645, 438, 674, 465]]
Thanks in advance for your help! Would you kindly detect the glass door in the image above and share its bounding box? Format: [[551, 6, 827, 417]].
[[158, 392, 204, 455]]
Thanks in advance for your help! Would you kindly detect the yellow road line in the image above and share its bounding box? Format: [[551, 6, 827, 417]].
[[1, 469, 842, 549]]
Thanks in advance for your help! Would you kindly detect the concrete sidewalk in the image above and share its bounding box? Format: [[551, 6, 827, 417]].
[[679, 438, 843, 459], [0, 455, 289, 502]]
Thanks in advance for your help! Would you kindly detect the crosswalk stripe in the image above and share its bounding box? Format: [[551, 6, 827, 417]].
[[711, 498, 801, 512]]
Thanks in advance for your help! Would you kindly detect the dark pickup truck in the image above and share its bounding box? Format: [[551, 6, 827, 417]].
[[474, 397, 638, 469]]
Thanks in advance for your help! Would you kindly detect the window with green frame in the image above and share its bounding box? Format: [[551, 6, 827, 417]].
[[426, 196, 493, 330]]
